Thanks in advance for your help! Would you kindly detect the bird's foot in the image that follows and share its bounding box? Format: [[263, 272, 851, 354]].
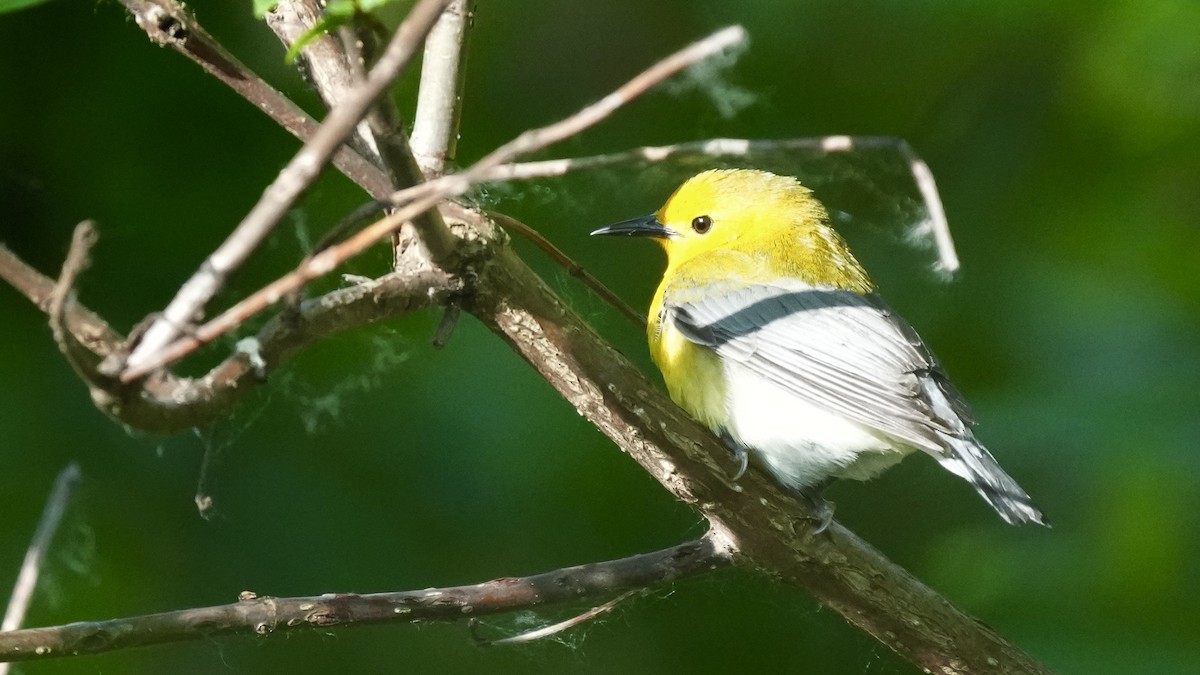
[[799, 487, 835, 534], [719, 430, 749, 481]]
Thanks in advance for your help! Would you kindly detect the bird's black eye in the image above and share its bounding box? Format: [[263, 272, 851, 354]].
[[691, 215, 713, 234]]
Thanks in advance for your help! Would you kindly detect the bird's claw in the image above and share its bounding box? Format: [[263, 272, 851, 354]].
[[731, 446, 748, 481], [720, 430, 749, 481], [801, 489, 835, 534]]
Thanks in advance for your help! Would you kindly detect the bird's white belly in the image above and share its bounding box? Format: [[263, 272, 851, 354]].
[[723, 363, 910, 489]]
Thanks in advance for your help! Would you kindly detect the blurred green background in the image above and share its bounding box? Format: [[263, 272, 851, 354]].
[[1, 1, 1198, 673]]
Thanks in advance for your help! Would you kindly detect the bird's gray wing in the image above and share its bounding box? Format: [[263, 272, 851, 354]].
[[665, 283, 972, 454], [667, 283, 1046, 525]]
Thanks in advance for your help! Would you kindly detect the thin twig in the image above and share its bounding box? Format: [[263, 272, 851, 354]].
[[118, 25, 748, 382], [480, 136, 956, 274], [47, 222, 110, 391], [47, 223, 98, 347], [119, 0, 391, 199], [2, 238, 457, 432], [476, 589, 641, 647], [0, 244, 122, 355], [265, 0, 448, 275], [265, 0, 384, 165], [0, 535, 730, 662], [121, 0, 456, 378], [410, 0, 474, 175], [486, 210, 645, 328], [410, 0, 474, 339], [1, 464, 83, 672], [440, 26, 747, 193]]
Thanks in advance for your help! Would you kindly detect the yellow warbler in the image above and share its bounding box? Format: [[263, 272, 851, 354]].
[[593, 169, 1046, 528]]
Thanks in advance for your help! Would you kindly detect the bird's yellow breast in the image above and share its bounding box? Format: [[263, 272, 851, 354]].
[[648, 282, 729, 432]]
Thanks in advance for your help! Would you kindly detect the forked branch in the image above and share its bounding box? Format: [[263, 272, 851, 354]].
[[116, 25, 749, 381], [120, 0, 457, 377], [0, 3, 1049, 672]]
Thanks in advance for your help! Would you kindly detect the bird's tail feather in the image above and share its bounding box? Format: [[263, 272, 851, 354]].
[[936, 437, 1048, 526]]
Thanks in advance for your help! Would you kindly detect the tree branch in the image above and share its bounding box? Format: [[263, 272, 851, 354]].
[[47, 222, 109, 393], [0, 244, 122, 356], [480, 136, 956, 275], [264, 0, 384, 166], [116, 26, 749, 382], [1, 238, 458, 433], [5, 9, 1049, 671], [265, 0, 458, 279], [483, 209, 644, 329], [463, 216, 1049, 674], [120, 0, 456, 378], [0, 534, 730, 663], [118, 0, 392, 199], [410, 0, 473, 175], [1, 464, 83, 653]]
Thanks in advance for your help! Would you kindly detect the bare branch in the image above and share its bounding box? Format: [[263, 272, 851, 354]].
[[0, 244, 122, 355], [121, 0, 457, 378], [465, 222, 1049, 675], [480, 136, 957, 274], [484, 209, 645, 329], [407, 0, 475, 348], [265, 0, 455, 274], [1, 239, 456, 432], [448, 26, 747, 187], [118, 26, 749, 381], [133, 268, 460, 432], [474, 589, 640, 647], [110, 0, 651, 339], [0, 535, 729, 663], [119, 0, 391, 199], [265, 0, 386, 164], [411, 0, 474, 175], [47, 222, 110, 393], [2, 465, 83, 636]]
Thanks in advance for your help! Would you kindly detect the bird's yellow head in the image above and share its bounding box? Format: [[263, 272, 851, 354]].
[[593, 169, 872, 291]]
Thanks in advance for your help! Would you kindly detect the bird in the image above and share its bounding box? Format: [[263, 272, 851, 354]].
[[591, 168, 1046, 529]]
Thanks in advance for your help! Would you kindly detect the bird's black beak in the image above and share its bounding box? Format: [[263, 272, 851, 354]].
[[590, 213, 677, 239]]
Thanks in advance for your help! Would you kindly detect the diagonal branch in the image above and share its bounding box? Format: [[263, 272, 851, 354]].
[[480, 136, 956, 274], [0, 244, 122, 355], [119, 0, 392, 199], [410, 0, 474, 175], [2, 464, 83, 634], [117, 26, 749, 382], [264, 0, 386, 166], [484, 209, 644, 328], [121, 0, 456, 378], [466, 225, 1050, 675], [0, 534, 730, 663], [265, 0, 456, 277], [0, 464, 83, 675], [7, 11, 1049, 671], [1, 237, 458, 433]]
